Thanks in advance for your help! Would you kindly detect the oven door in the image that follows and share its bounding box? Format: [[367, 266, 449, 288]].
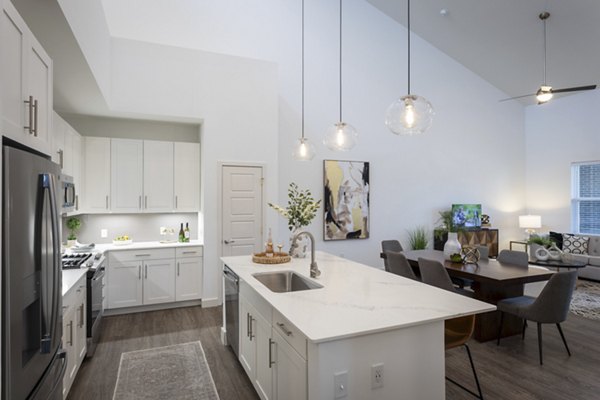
[[86, 263, 105, 357]]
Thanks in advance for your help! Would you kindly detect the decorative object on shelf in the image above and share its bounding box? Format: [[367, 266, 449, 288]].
[[548, 243, 563, 260], [519, 214, 542, 237], [293, 0, 316, 161], [534, 246, 550, 261], [65, 216, 81, 247], [159, 226, 177, 243], [385, 0, 433, 135], [444, 231, 462, 261], [323, 160, 369, 240], [323, 0, 358, 151], [481, 214, 491, 227], [252, 252, 291, 265], [407, 226, 429, 250], [461, 246, 481, 264], [269, 183, 321, 258]]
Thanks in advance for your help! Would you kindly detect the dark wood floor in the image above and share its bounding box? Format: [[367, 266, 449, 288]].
[[69, 306, 600, 400]]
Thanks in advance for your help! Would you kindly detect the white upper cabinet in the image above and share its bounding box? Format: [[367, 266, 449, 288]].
[[0, 0, 52, 155], [83, 137, 111, 213], [143, 140, 174, 212], [51, 111, 65, 167], [111, 139, 144, 213], [174, 142, 200, 212]]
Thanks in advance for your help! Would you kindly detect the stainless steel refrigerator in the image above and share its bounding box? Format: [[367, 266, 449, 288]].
[[2, 141, 66, 400]]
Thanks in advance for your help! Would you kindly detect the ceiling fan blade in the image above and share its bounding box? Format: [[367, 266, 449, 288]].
[[499, 93, 535, 102], [552, 85, 597, 94]]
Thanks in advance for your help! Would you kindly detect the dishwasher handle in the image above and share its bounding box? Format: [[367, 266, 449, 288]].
[[223, 267, 239, 285]]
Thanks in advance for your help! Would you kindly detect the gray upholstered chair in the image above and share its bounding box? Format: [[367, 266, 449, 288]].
[[477, 245, 490, 260], [418, 257, 484, 399], [497, 249, 528, 266], [386, 251, 418, 280], [381, 240, 403, 271], [496, 270, 577, 365]]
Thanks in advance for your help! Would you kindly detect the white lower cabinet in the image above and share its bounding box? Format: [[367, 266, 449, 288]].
[[107, 246, 203, 310], [239, 285, 307, 400], [62, 275, 86, 399]]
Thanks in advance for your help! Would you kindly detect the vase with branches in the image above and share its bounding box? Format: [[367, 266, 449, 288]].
[[269, 183, 321, 257]]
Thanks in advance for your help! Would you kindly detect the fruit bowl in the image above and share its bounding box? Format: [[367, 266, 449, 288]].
[[113, 235, 132, 245]]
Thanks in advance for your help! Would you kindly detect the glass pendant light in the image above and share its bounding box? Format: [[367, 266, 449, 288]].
[[293, 0, 316, 161], [323, 0, 357, 151], [385, 0, 434, 135]]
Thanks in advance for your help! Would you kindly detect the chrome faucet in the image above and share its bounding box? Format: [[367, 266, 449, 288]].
[[291, 231, 321, 278]]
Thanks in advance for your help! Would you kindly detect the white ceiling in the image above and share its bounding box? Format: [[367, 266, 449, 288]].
[[366, 0, 600, 103]]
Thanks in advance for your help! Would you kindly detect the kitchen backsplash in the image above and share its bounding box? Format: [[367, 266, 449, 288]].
[[62, 213, 199, 244]]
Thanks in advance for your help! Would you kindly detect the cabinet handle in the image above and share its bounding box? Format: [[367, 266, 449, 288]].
[[75, 195, 79, 210], [145, 195, 148, 209], [58, 149, 64, 169], [268, 338, 275, 368], [276, 322, 293, 337], [246, 313, 251, 338], [33, 99, 38, 137], [105, 195, 109, 209], [67, 321, 73, 346], [139, 196, 142, 210], [177, 262, 180, 276], [182, 251, 196, 254], [175, 195, 178, 209], [79, 304, 84, 327], [135, 254, 151, 257], [249, 316, 255, 340], [24, 95, 34, 134], [145, 265, 148, 279], [138, 265, 141, 280]]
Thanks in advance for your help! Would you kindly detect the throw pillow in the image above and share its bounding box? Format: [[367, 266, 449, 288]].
[[562, 234, 589, 255], [549, 231, 563, 249]]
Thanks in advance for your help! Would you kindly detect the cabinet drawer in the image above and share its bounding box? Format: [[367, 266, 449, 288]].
[[109, 248, 175, 263], [272, 309, 307, 359], [175, 246, 203, 258]]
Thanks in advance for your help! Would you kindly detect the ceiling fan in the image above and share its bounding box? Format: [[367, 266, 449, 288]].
[[500, 12, 596, 105]]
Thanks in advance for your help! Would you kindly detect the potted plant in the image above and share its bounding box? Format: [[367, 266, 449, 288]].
[[65, 216, 81, 247], [269, 183, 321, 258], [435, 210, 462, 260], [407, 226, 429, 250], [527, 234, 553, 260]]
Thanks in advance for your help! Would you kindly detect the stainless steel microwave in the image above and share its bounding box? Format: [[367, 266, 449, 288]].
[[60, 174, 77, 213]]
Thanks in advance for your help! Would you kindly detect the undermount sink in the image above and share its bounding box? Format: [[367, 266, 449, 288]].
[[252, 271, 323, 293]]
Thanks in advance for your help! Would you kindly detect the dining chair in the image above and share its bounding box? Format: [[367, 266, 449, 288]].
[[418, 257, 484, 399], [381, 240, 403, 271], [496, 270, 577, 365], [477, 245, 489, 260], [386, 251, 418, 280], [498, 249, 547, 297]]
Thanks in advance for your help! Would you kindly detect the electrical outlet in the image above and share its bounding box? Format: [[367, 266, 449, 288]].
[[371, 363, 384, 389], [333, 371, 348, 398], [100, 229, 108, 238]]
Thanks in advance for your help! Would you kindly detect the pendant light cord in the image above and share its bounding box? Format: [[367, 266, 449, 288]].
[[543, 16, 547, 86], [339, 0, 343, 122], [407, 0, 411, 95], [301, 0, 305, 139]]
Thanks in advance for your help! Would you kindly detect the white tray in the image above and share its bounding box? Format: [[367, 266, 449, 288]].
[[112, 239, 132, 246]]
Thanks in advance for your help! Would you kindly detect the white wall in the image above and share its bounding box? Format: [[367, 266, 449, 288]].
[[101, 0, 527, 268], [525, 90, 600, 232]]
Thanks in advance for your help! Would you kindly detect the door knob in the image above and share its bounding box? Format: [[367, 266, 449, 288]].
[[224, 239, 236, 244]]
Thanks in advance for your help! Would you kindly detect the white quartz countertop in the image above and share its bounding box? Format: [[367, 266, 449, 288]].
[[62, 268, 88, 297], [222, 252, 496, 343], [92, 239, 203, 253]]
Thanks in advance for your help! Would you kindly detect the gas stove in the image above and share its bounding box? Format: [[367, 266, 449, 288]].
[[61, 252, 93, 269]]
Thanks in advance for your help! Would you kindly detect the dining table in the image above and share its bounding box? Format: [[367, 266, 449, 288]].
[[394, 249, 555, 342]]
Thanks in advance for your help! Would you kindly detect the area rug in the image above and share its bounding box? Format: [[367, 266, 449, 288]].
[[113, 341, 220, 400], [570, 280, 600, 321]]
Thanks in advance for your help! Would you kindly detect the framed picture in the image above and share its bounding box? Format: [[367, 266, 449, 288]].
[[323, 160, 370, 240]]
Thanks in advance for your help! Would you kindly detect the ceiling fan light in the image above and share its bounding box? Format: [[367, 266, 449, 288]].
[[385, 95, 434, 135]]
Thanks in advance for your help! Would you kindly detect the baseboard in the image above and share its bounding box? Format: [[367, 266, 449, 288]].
[[104, 299, 202, 316], [201, 297, 221, 308], [221, 326, 228, 346]]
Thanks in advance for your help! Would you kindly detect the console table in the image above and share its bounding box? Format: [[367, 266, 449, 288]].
[[434, 228, 499, 258]]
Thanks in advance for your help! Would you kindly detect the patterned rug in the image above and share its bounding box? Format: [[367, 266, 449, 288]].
[[113, 341, 220, 400], [570, 280, 600, 321]]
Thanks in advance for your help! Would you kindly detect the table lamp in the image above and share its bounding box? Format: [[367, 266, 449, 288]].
[[519, 215, 541, 237]]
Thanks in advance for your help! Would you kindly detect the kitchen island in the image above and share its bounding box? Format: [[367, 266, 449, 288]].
[[222, 251, 495, 400]]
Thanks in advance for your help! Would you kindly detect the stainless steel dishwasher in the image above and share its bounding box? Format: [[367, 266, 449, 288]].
[[223, 265, 239, 356]]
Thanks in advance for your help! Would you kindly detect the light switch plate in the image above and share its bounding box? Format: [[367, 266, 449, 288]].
[[100, 229, 108, 238], [334, 371, 348, 398]]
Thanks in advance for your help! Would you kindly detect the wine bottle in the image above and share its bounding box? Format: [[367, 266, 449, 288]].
[[178, 223, 185, 243], [184, 223, 190, 242], [265, 228, 274, 257]]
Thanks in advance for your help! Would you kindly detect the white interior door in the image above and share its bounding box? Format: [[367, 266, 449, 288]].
[[222, 165, 263, 256]]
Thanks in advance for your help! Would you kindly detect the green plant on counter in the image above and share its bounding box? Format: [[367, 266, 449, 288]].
[[407, 226, 429, 250], [65, 217, 81, 241], [268, 183, 321, 231], [527, 234, 552, 247]]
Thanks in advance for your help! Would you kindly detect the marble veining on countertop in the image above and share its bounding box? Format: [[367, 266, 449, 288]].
[[221, 251, 496, 343]]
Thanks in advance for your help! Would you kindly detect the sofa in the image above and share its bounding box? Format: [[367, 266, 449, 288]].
[[550, 232, 600, 281]]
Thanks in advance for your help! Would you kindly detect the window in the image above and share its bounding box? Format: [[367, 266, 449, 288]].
[[572, 162, 600, 234]]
